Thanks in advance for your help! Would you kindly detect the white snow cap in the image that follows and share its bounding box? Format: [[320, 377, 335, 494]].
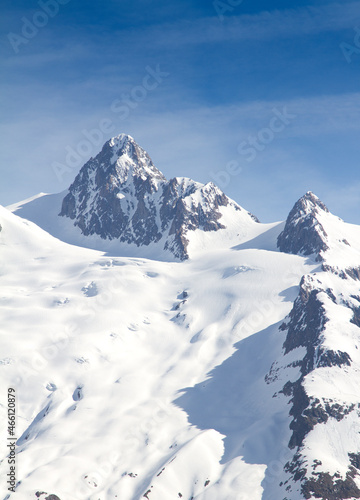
[[108, 133, 134, 148]]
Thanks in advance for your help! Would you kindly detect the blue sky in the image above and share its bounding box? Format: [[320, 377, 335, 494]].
[[1, 0, 360, 222]]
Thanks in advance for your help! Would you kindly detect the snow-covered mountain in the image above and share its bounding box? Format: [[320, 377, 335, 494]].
[[11, 134, 258, 261], [277, 191, 331, 259], [270, 193, 360, 499], [2, 135, 360, 500]]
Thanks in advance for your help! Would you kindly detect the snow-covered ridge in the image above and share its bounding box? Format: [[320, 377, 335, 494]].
[[265, 192, 360, 498], [264, 265, 360, 499], [278, 191, 360, 269], [12, 134, 260, 261]]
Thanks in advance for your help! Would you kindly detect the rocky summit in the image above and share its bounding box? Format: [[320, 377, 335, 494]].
[[59, 134, 258, 260], [277, 191, 330, 260]]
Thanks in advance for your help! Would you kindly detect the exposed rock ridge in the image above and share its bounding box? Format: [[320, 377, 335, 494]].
[[277, 192, 330, 260], [269, 270, 360, 499], [268, 191, 360, 498], [278, 192, 360, 277], [59, 134, 259, 260]]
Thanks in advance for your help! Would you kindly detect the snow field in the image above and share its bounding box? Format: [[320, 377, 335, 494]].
[[0, 204, 319, 499]]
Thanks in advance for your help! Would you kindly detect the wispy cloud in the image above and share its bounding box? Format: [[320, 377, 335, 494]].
[[1, 89, 359, 217], [4, 2, 358, 64], [2, 1, 360, 223], [121, 2, 360, 47]]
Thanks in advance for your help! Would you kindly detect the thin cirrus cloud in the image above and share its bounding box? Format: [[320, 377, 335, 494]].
[[1, 0, 360, 223], [1, 90, 359, 212], [4, 2, 357, 62], [118, 2, 360, 48]]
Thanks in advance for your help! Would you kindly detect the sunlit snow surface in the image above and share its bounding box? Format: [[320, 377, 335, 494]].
[[2, 199, 360, 500]]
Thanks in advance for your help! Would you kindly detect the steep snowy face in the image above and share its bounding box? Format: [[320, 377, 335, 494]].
[[60, 134, 258, 260], [267, 267, 360, 499], [277, 192, 330, 260]]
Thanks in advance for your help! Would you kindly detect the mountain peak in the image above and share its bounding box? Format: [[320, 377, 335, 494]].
[[277, 192, 330, 260], [296, 191, 329, 215], [98, 133, 166, 186], [59, 134, 258, 260], [108, 132, 134, 147]]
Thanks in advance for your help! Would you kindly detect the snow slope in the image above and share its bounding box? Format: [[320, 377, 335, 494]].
[[8, 191, 264, 263], [0, 203, 316, 500], [3, 135, 360, 500]]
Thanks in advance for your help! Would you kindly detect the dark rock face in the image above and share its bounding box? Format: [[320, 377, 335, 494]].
[[277, 192, 330, 260], [284, 456, 360, 500], [301, 470, 360, 500], [321, 265, 360, 281], [283, 275, 350, 377], [59, 134, 258, 260], [35, 493, 61, 500], [282, 275, 352, 450], [276, 194, 359, 496], [60, 135, 165, 244], [269, 268, 360, 499]]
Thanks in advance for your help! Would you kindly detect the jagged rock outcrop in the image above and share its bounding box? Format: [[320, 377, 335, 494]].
[[35, 493, 61, 500], [277, 192, 330, 260], [269, 270, 360, 499], [59, 134, 258, 260], [280, 275, 353, 447], [265, 191, 360, 499], [269, 273, 360, 498]]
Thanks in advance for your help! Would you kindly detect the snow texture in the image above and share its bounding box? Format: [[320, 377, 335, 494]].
[[2, 137, 360, 500]]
